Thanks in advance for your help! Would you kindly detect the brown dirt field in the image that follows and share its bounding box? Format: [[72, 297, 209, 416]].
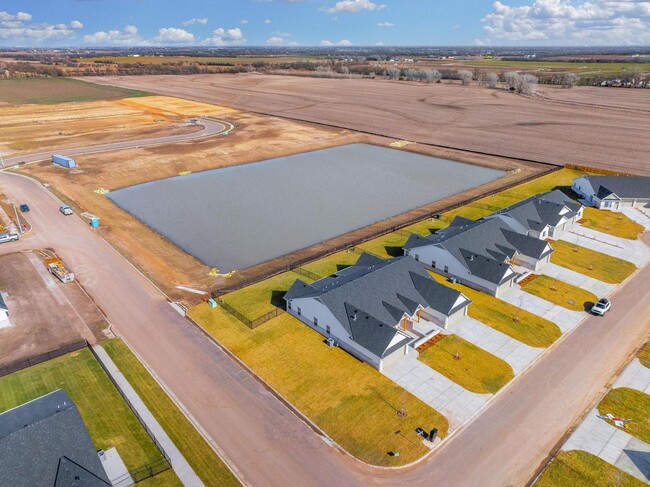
[[0, 252, 107, 367], [18, 95, 543, 305], [85, 74, 650, 175], [0, 97, 201, 158]]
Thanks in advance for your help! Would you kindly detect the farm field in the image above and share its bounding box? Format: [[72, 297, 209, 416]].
[[0, 94, 199, 158], [78, 55, 321, 65], [189, 305, 449, 466], [0, 349, 180, 486], [0, 77, 148, 105], [86, 74, 650, 175]]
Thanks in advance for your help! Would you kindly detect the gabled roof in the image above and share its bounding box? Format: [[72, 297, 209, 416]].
[[489, 189, 581, 232], [285, 253, 471, 358], [585, 176, 650, 200], [0, 293, 6, 311], [404, 216, 545, 284], [0, 389, 110, 487]]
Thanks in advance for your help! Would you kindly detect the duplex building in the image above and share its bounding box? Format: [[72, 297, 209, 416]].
[[572, 175, 650, 211], [486, 189, 584, 239], [285, 253, 471, 371]]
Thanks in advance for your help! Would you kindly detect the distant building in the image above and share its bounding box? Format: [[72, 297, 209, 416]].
[[285, 253, 471, 371], [572, 176, 650, 212], [0, 389, 111, 487]]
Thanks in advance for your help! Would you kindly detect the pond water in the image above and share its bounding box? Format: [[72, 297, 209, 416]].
[[108, 144, 505, 272]]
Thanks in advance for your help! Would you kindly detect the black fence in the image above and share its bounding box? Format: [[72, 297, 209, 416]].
[[213, 165, 561, 297], [218, 299, 285, 329], [109, 458, 171, 485], [292, 267, 322, 281], [0, 339, 88, 378]]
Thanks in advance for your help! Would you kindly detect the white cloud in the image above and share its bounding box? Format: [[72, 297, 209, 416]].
[[375, 41, 384, 45], [320, 38, 353, 46], [377, 21, 394, 27], [0, 11, 81, 43], [482, 0, 650, 44], [264, 19, 272, 24], [266, 31, 297, 45], [182, 17, 208, 26], [203, 27, 246, 46], [84, 25, 142, 45], [241, 19, 249, 24], [153, 27, 195, 44], [326, 0, 385, 13]]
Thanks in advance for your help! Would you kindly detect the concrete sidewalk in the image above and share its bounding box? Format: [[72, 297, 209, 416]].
[[383, 354, 490, 430], [93, 345, 204, 487], [615, 359, 650, 394], [454, 317, 544, 374], [543, 263, 616, 299], [622, 207, 650, 231]]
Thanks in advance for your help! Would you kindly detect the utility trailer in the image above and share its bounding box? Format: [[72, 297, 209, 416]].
[[45, 257, 75, 283]]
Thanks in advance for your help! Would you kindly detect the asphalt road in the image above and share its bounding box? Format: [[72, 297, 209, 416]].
[[1, 172, 648, 487], [2, 118, 228, 166]]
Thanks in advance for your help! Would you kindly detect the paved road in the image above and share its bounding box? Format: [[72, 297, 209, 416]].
[[2, 118, 229, 166], [1, 169, 649, 487]]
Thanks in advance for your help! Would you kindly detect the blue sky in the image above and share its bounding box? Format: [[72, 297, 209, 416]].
[[1, 0, 649, 47]]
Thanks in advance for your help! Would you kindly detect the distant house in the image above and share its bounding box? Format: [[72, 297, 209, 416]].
[[0, 293, 8, 327], [0, 389, 111, 487], [485, 189, 584, 239], [404, 216, 553, 296], [572, 176, 650, 211], [284, 253, 471, 371]]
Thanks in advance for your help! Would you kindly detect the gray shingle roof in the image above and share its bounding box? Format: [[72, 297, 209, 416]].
[[0, 389, 110, 487], [489, 189, 581, 232], [586, 176, 650, 200], [404, 216, 548, 284], [0, 293, 6, 311], [285, 254, 471, 358]]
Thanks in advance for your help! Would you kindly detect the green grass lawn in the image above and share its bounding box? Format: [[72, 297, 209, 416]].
[[535, 450, 646, 487], [358, 232, 412, 259], [0, 77, 150, 105], [299, 250, 360, 278], [189, 305, 449, 466], [427, 271, 561, 348], [580, 207, 644, 240], [103, 340, 240, 486], [598, 388, 650, 445], [0, 349, 178, 484], [522, 275, 598, 311], [551, 240, 636, 284], [639, 341, 650, 369], [418, 335, 514, 394]]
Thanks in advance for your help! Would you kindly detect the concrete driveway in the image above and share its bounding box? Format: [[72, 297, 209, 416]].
[[454, 317, 544, 374], [382, 355, 490, 430], [557, 227, 650, 267]]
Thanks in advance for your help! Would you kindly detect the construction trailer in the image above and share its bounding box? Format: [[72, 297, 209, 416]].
[[45, 257, 75, 283], [52, 155, 76, 168]]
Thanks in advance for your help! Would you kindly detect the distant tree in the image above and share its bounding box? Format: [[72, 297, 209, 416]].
[[423, 69, 442, 84], [479, 72, 499, 88], [458, 70, 473, 86], [560, 73, 578, 88], [504, 71, 519, 91], [517, 74, 538, 95], [386, 67, 401, 80]]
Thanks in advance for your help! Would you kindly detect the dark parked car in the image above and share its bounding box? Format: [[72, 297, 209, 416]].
[[19, 204, 30, 212]]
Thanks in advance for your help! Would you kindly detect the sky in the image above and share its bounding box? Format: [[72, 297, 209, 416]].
[[1, 0, 649, 47]]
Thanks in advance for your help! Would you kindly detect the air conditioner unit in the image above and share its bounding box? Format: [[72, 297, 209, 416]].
[[326, 337, 336, 347]]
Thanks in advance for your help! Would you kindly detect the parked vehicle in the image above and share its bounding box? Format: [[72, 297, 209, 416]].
[[0, 233, 19, 244], [591, 298, 611, 316], [59, 205, 73, 216], [19, 204, 30, 212], [45, 257, 75, 283]]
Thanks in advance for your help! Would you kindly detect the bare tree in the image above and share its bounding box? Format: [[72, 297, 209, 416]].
[[385, 67, 401, 80], [504, 71, 519, 91], [560, 73, 578, 88], [517, 74, 538, 95], [623, 67, 643, 86], [423, 69, 442, 84], [479, 72, 499, 88], [458, 70, 473, 86]]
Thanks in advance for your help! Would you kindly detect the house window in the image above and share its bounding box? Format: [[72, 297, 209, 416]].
[[604, 201, 612, 208], [431, 261, 436, 268], [326, 325, 331, 334], [297, 307, 301, 316], [444, 266, 449, 273], [314, 317, 318, 326]]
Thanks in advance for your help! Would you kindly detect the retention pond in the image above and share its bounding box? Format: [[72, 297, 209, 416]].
[[108, 144, 506, 272]]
